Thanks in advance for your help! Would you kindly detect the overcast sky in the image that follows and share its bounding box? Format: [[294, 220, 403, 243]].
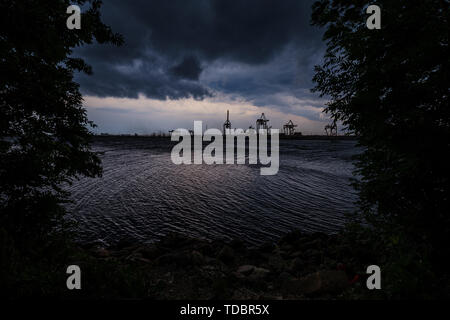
[[74, 0, 330, 135]]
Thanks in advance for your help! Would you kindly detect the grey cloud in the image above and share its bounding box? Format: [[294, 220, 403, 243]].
[[74, 0, 325, 108], [170, 55, 203, 80]]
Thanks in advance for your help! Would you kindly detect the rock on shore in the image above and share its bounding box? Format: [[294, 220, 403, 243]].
[[81, 230, 367, 299]]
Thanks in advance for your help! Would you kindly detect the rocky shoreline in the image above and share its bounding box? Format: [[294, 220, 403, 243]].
[[76, 230, 374, 299]]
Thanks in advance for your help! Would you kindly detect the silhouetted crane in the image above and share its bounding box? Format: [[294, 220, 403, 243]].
[[283, 120, 297, 135], [256, 113, 269, 131], [223, 110, 231, 134]]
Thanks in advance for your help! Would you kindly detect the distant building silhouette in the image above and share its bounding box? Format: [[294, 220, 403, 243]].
[[223, 110, 231, 134]]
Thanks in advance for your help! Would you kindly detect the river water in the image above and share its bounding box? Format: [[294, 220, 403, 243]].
[[66, 136, 362, 246]]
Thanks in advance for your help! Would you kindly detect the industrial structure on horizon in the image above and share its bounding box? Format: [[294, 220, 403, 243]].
[[100, 110, 348, 137], [283, 120, 297, 136], [167, 110, 346, 137], [220, 110, 302, 136], [223, 110, 232, 133]]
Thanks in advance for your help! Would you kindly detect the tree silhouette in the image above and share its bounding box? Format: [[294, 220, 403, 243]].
[[0, 0, 123, 247], [312, 0, 449, 295]]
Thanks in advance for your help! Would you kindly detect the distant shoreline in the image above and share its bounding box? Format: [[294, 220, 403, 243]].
[[93, 134, 359, 141], [279, 135, 358, 141]]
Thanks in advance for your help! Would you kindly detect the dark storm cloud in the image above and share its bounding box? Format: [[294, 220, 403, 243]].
[[78, 57, 211, 100], [74, 0, 323, 102], [170, 56, 203, 80], [132, 0, 318, 63]]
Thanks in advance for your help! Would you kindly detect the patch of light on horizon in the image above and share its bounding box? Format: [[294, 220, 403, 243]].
[[83, 93, 329, 135]]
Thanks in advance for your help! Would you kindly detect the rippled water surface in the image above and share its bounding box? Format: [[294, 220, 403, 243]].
[[66, 137, 362, 245]]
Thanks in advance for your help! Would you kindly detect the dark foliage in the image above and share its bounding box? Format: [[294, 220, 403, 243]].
[[311, 0, 449, 297], [0, 0, 122, 248]]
